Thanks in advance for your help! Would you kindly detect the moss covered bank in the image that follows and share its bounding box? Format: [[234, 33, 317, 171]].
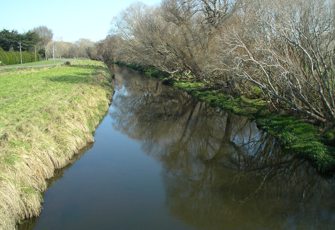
[[117, 62, 335, 174], [0, 60, 113, 229]]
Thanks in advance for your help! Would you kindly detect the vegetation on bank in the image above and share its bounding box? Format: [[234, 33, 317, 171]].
[[0, 60, 112, 229], [108, 0, 335, 129], [101, 0, 335, 173], [117, 62, 335, 173]]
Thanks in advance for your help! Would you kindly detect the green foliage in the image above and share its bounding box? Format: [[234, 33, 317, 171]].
[[0, 29, 20, 51], [3, 154, 20, 166], [188, 90, 266, 116], [250, 86, 263, 98], [323, 129, 335, 146], [144, 66, 169, 78], [21, 31, 40, 50], [0, 48, 39, 65], [0, 29, 40, 52], [257, 116, 334, 172]]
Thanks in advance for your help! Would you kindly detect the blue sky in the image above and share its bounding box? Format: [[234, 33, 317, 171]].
[[1, 0, 160, 42]]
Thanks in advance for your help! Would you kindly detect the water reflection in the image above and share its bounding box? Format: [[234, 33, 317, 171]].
[[111, 67, 335, 230]]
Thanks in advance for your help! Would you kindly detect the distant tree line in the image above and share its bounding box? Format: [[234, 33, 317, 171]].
[[0, 30, 39, 52], [0, 26, 54, 64], [0, 25, 98, 65], [0, 29, 40, 64], [46, 39, 96, 59], [97, 0, 335, 130]]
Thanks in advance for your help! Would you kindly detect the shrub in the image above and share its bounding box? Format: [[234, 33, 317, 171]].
[[0, 48, 39, 65]]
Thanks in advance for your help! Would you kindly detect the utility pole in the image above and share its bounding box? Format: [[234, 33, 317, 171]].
[[18, 42, 23, 64], [52, 42, 55, 60], [34, 45, 37, 62], [52, 41, 56, 61]]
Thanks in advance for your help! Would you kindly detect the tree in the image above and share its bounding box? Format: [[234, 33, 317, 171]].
[[75, 38, 95, 58], [223, 0, 335, 127], [112, 0, 239, 79], [0, 30, 20, 51], [32, 26, 53, 59], [0, 29, 40, 64], [95, 35, 123, 64], [21, 31, 40, 52], [44, 39, 97, 59], [105, 0, 335, 128]]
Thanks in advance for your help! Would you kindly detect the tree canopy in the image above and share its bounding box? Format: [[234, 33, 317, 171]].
[[0, 29, 40, 51]]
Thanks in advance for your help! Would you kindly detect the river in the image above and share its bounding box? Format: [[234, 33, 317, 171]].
[[19, 67, 335, 230]]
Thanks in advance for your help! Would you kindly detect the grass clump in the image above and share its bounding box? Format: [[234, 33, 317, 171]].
[[257, 115, 335, 171], [0, 59, 112, 229], [189, 90, 266, 116], [174, 81, 205, 91]]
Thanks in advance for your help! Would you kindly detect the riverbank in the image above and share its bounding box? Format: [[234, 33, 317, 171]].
[[0, 60, 113, 229], [116, 63, 335, 173]]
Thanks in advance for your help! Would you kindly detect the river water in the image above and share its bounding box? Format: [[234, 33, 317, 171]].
[[20, 67, 335, 230]]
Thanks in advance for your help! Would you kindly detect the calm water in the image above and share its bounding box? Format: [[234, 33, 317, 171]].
[[20, 67, 335, 230]]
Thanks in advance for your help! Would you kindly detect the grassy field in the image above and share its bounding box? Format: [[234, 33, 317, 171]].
[[0, 60, 112, 229]]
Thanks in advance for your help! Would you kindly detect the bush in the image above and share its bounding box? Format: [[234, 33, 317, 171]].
[[0, 47, 39, 65]]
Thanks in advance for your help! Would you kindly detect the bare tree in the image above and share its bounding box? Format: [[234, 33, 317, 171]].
[[104, 0, 335, 127], [75, 39, 95, 58], [95, 35, 123, 64], [113, 0, 239, 80], [222, 0, 335, 126], [32, 26, 53, 59]]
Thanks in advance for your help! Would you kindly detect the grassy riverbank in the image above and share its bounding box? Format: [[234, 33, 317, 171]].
[[0, 60, 112, 229], [118, 62, 335, 173]]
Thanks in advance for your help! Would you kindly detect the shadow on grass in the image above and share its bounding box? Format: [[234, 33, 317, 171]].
[[68, 64, 107, 72], [47, 71, 111, 87], [48, 72, 93, 84]]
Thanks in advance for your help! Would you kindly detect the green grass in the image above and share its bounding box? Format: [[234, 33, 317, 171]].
[[174, 81, 206, 90], [184, 89, 266, 116], [257, 115, 335, 171], [0, 59, 112, 229]]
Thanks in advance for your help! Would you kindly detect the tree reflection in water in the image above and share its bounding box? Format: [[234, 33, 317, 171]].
[[111, 67, 335, 230]]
